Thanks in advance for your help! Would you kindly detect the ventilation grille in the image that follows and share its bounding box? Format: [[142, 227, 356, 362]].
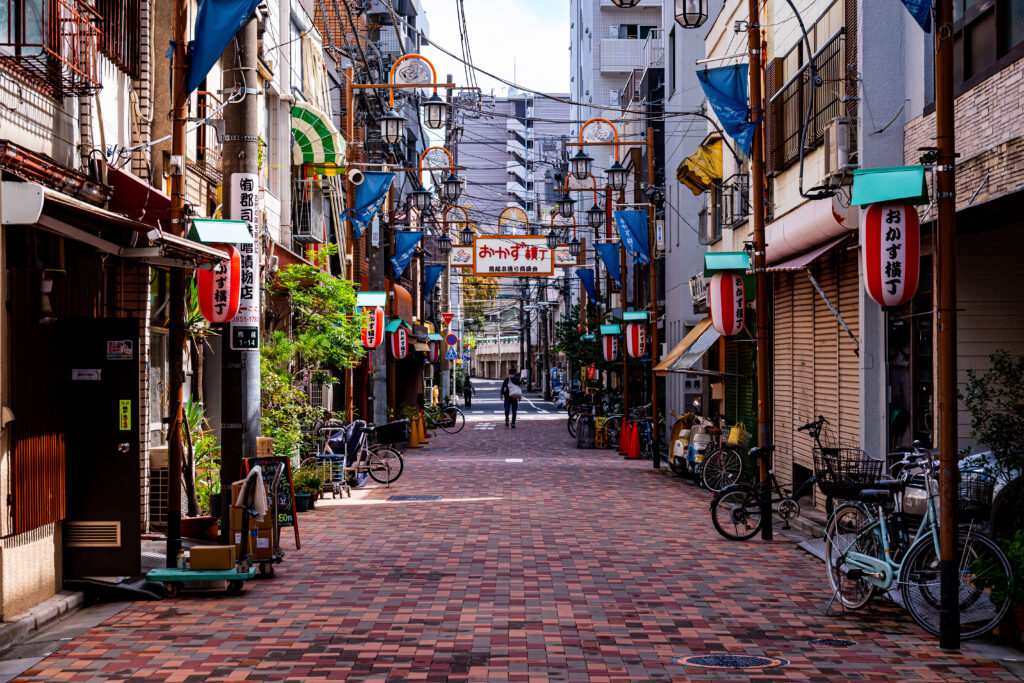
[[65, 521, 121, 547]]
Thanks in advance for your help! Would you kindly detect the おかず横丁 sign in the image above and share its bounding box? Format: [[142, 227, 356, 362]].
[[473, 236, 554, 277], [709, 272, 745, 337], [862, 201, 920, 308], [197, 245, 241, 323]]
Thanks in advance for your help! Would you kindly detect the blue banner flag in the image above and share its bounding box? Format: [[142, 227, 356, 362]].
[[576, 268, 597, 303], [187, 0, 262, 95], [343, 172, 395, 239], [613, 210, 649, 264], [697, 65, 757, 159], [423, 264, 445, 299], [900, 0, 931, 30], [593, 243, 622, 285], [390, 231, 423, 279]]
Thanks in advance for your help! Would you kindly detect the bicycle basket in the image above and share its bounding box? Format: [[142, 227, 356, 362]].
[[813, 447, 884, 499], [374, 419, 411, 445], [958, 471, 995, 520]]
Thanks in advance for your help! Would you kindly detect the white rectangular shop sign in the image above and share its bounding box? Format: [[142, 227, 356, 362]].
[[472, 235, 554, 277], [229, 172, 260, 351]]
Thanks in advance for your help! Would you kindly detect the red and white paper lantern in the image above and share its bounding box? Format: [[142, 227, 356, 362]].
[[361, 306, 385, 348], [389, 327, 409, 359], [709, 272, 745, 336], [863, 200, 920, 308], [602, 334, 619, 362], [427, 340, 441, 364], [197, 245, 241, 323], [625, 323, 646, 358]]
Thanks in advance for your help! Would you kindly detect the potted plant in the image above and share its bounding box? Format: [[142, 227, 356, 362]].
[[292, 468, 324, 512]]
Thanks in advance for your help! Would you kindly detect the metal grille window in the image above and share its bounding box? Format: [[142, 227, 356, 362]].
[[95, 0, 140, 77], [721, 173, 750, 228]]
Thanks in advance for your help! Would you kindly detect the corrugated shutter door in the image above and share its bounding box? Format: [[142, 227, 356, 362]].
[[724, 338, 758, 445], [773, 272, 796, 477], [837, 248, 861, 446]]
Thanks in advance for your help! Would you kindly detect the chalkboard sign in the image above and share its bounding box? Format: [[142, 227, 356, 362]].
[[243, 454, 301, 550]]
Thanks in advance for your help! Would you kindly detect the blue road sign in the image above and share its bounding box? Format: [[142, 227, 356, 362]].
[[445, 347, 459, 360], [445, 333, 458, 346]]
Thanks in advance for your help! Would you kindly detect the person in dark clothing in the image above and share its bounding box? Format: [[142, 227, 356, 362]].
[[500, 367, 522, 428], [462, 376, 476, 408]]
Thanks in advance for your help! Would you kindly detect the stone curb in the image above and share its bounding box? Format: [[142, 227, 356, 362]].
[[0, 591, 85, 656]]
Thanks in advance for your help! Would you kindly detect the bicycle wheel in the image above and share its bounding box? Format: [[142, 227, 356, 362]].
[[567, 413, 579, 438], [366, 447, 404, 484], [900, 532, 1011, 640], [823, 503, 878, 610], [603, 416, 622, 448], [702, 448, 744, 491], [439, 406, 465, 434], [710, 486, 764, 541]]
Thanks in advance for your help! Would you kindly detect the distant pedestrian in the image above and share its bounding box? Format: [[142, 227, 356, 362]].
[[500, 367, 522, 428], [463, 376, 476, 408]]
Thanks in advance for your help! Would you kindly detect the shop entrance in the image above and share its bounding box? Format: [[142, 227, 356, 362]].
[[63, 317, 142, 578]]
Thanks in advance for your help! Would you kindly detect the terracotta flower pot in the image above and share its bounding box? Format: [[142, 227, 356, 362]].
[[181, 515, 218, 540]]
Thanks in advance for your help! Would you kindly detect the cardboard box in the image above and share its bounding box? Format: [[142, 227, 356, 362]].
[[188, 545, 236, 571], [232, 527, 274, 561]]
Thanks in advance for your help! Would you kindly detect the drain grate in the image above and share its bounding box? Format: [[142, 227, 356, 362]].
[[673, 654, 788, 670], [388, 495, 442, 502], [808, 638, 856, 648]]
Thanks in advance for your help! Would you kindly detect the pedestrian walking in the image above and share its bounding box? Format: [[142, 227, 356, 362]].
[[462, 376, 476, 408], [500, 367, 522, 428]]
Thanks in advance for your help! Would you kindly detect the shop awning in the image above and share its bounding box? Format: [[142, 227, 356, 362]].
[[765, 234, 850, 272], [189, 218, 253, 244], [413, 342, 430, 352], [599, 324, 621, 335], [385, 318, 412, 333], [676, 138, 723, 195], [654, 318, 720, 374], [291, 102, 345, 169], [764, 194, 856, 264], [355, 291, 388, 308], [106, 164, 171, 229], [704, 251, 750, 277], [427, 332, 444, 341], [851, 165, 929, 206]]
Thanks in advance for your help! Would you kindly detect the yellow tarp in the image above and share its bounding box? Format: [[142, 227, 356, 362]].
[[676, 139, 723, 195]]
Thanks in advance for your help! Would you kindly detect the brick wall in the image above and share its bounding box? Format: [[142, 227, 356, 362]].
[[904, 57, 1024, 209]]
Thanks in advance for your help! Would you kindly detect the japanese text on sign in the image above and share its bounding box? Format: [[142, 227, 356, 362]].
[[473, 236, 554, 277], [883, 208, 903, 296], [229, 173, 260, 350], [119, 400, 131, 431]]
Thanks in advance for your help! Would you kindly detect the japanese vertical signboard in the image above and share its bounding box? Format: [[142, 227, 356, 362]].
[[472, 236, 554, 276], [863, 200, 920, 308], [230, 173, 260, 350]]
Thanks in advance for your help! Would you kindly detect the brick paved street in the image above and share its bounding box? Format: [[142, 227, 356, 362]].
[[17, 411, 1023, 682]]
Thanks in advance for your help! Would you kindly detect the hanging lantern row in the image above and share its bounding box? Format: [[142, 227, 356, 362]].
[[390, 327, 409, 359], [197, 245, 241, 324], [427, 340, 441, 364], [862, 200, 920, 308], [602, 334, 619, 362], [709, 272, 745, 336], [361, 306, 385, 348], [625, 322, 646, 358]]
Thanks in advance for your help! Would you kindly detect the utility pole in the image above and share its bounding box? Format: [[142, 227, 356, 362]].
[[220, 17, 261, 536], [745, 0, 772, 541], [646, 126, 661, 468], [166, 0, 188, 567], [934, 0, 960, 652]]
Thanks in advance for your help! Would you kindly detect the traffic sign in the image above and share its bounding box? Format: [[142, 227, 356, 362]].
[[441, 312, 455, 326], [445, 333, 458, 346], [463, 353, 470, 361], [445, 347, 459, 360]]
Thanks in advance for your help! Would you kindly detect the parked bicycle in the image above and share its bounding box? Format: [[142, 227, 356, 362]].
[[424, 401, 465, 434], [823, 446, 1011, 640]]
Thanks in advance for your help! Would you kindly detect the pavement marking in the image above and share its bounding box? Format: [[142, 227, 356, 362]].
[[474, 423, 495, 430], [523, 396, 550, 413], [505, 458, 523, 463]]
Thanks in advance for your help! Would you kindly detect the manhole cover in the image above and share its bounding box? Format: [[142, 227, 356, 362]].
[[808, 638, 856, 648], [388, 495, 442, 502], [673, 654, 788, 670]]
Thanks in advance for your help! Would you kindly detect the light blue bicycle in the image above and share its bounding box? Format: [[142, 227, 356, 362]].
[[823, 447, 1012, 639]]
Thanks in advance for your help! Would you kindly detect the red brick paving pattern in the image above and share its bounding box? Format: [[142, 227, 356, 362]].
[[19, 416, 1020, 682]]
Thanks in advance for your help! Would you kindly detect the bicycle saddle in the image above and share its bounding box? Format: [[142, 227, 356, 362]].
[[871, 479, 905, 492], [857, 489, 893, 503], [748, 445, 775, 459]]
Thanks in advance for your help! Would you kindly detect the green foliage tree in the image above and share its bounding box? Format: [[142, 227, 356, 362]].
[[962, 350, 1024, 473], [462, 275, 497, 325]]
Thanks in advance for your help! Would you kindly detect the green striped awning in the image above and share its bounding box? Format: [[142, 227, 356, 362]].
[[291, 102, 345, 168]]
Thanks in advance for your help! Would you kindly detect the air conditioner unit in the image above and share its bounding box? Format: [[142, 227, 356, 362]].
[[824, 117, 858, 182]]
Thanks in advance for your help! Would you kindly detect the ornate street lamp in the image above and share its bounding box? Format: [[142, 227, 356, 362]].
[[380, 108, 405, 145], [557, 192, 576, 219], [569, 237, 581, 257], [438, 231, 452, 255], [587, 203, 604, 229], [460, 224, 474, 246], [675, 0, 708, 28], [423, 92, 448, 129], [610, 0, 642, 7], [606, 160, 628, 192], [410, 185, 431, 211], [442, 172, 463, 202], [570, 148, 593, 181], [546, 229, 560, 250]]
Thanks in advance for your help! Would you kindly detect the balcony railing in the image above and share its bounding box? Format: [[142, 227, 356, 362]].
[[0, 0, 102, 97], [642, 29, 664, 68], [619, 68, 644, 108]]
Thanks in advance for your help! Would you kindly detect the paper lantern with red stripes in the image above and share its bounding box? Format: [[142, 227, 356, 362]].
[[197, 245, 241, 323], [709, 272, 745, 336], [602, 334, 619, 362], [389, 327, 409, 359], [361, 306, 385, 348], [624, 323, 646, 358], [427, 340, 441, 364], [863, 200, 920, 308]]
